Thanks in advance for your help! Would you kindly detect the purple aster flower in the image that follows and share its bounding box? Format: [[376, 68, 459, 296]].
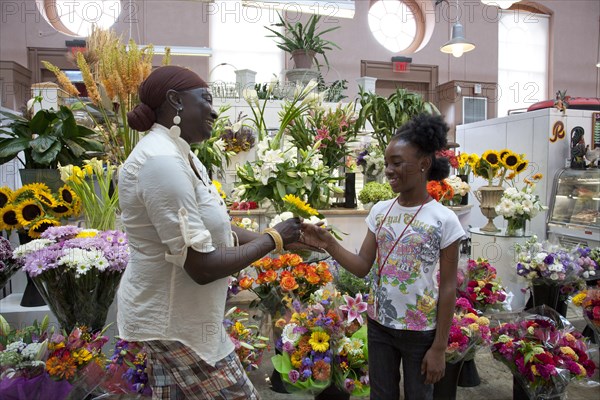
[[292, 300, 302, 312], [302, 357, 313, 367], [41, 225, 81, 241], [301, 368, 312, 380]]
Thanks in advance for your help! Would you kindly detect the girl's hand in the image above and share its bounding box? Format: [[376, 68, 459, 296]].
[[421, 347, 446, 384], [300, 222, 336, 251]]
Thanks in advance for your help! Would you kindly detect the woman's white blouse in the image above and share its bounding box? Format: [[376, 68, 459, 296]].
[[116, 123, 234, 366]]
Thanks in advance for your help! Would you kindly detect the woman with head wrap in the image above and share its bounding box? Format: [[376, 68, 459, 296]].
[[118, 65, 302, 399]]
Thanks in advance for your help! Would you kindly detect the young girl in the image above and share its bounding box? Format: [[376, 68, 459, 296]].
[[303, 114, 465, 400]]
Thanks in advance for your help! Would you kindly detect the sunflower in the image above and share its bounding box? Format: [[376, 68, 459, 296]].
[[58, 185, 77, 204], [515, 160, 529, 174], [0, 187, 14, 208], [482, 150, 500, 166], [282, 194, 319, 219], [51, 201, 74, 218], [15, 200, 43, 227], [501, 150, 521, 170], [0, 205, 21, 231], [28, 217, 60, 238], [34, 189, 58, 208], [308, 330, 330, 352]]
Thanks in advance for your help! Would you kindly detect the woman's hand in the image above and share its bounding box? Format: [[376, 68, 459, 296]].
[[272, 217, 302, 245], [300, 222, 336, 251], [421, 346, 446, 384]]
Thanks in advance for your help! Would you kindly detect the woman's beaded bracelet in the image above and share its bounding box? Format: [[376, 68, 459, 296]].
[[263, 228, 284, 254]]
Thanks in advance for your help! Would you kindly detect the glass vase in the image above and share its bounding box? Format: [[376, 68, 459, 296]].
[[505, 217, 526, 236]]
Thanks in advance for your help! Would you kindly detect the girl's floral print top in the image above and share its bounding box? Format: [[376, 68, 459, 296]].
[[366, 199, 465, 330]]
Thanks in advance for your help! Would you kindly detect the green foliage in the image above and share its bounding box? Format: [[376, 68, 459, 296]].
[[355, 88, 439, 150], [0, 105, 104, 169], [264, 12, 340, 69], [191, 105, 236, 175], [358, 181, 395, 205], [331, 261, 371, 297], [317, 75, 348, 102]]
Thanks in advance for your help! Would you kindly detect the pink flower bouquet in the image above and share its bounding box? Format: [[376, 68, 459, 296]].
[[445, 298, 492, 363], [491, 308, 597, 399], [459, 258, 508, 313]]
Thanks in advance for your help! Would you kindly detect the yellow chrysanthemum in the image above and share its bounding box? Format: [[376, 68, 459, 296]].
[[0, 187, 14, 208], [76, 229, 99, 238], [309, 331, 330, 352], [28, 217, 60, 238], [73, 348, 93, 365], [572, 292, 587, 307], [15, 200, 43, 227], [0, 205, 21, 231], [482, 150, 500, 166], [282, 194, 319, 218], [234, 321, 249, 336]]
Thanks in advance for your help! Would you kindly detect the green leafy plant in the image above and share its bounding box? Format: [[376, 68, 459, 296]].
[[265, 12, 340, 70], [358, 182, 395, 205], [355, 88, 439, 150], [191, 105, 236, 176], [0, 102, 104, 169]]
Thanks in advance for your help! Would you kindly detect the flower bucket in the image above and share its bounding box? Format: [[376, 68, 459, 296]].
[[433, 360, 464, 400], [474, 185, 504, 232], [457, 358, 480, 387], [32, 269, 122, 332]]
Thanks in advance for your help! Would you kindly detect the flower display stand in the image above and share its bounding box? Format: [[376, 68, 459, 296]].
[[433, 360, 464, 400]]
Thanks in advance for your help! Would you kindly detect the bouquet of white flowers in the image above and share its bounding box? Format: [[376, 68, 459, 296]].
[[495, 174, 546, 235]]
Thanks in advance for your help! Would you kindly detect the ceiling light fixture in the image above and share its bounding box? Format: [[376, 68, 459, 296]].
[[480, 0, 520, 10], [241, 0, 355, 19], [440, 0, 475, 58]]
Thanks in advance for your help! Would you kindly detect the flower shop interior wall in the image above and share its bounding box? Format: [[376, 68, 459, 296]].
[[1, 1, 599, 110], [455, 107, 597, 239]]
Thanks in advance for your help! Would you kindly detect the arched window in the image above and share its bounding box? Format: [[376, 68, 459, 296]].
[[497, 3, 551, 116], [35, 0, 122, 37], [367, 0, 426, 54]]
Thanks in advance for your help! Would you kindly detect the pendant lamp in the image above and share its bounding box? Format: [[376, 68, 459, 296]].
[[440, 0, 475, 58]]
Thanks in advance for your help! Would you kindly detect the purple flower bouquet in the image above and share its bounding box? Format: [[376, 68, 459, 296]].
[[13, 225, 129, 332], [0, 236, 19, 291]]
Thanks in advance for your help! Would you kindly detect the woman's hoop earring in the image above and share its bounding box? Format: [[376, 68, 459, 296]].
[[169, 107, 182, 136]]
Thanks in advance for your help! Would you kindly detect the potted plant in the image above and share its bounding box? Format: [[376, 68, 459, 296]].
[[265, 12, 340, 70], [0, 99, 104, 191], [355, 88, 439, 150], [358, 181, 395, 209]]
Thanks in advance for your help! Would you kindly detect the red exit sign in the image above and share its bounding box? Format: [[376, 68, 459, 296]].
[[391, 56, 412, 73]]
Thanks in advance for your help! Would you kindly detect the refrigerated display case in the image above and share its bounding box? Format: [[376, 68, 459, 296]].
[[547, 168, 600, 248]]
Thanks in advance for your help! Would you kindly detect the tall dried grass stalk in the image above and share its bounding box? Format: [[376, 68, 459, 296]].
[[40, 61, 80, 97]]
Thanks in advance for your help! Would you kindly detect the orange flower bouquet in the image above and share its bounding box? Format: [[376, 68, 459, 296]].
[[237, 253, 334, 318]]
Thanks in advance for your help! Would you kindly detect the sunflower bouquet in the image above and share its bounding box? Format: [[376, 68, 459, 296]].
[[0, 183, 81, 239], [13, 225, 129, 333], [58, 158, 118, 231], [473, 149, 529, 187], [271, 292, 343, 394]]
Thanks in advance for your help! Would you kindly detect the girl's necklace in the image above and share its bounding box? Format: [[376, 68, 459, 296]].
[[375, 194, 430, 280]]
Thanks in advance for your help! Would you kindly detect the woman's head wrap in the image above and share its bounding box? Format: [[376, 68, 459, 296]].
[[127, 66, 208, 132]]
